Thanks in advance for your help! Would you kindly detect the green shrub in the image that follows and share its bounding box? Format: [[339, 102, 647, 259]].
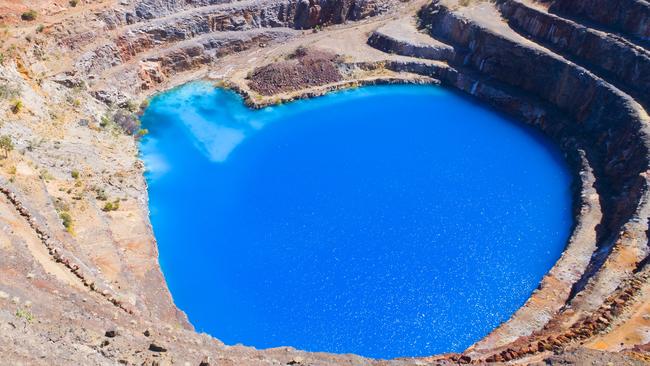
[[69, 0, 79, 7], [21, 10, 37, 21], [0, 135, 13, 158], [102, 200, 120, 212], [99, 110, 142, 136], [59, 211, 73, 231], [100, 114, 111, 128], [11, 99, 23, 113], [15, 308, 34, 322], [113, 110, 141, 135], [71, 170, 79, 179], [39, 169, 53, 181], [139, 99, 150, 112], [36, 24, 44, 33]]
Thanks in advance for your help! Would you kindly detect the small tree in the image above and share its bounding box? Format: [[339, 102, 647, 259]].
[[0, 135, 13, 158], [59, 211, 73, 232]]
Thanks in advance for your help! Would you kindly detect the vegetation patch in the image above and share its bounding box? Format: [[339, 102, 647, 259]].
[[15, 308, 34, 323], [94, 187, 108, 201], [59, 211, 73, 232], [21, 10, 37, 21], [0, 135, 13, 158], [11, 99, 23, 114], [102, 199, 120, 212]]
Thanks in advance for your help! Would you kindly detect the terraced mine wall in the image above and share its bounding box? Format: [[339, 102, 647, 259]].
[[416, 2, 650, 263], [78, 0, 399, 102], [365, 2, 650, 359], [548, 0, 650, 44], [497, 0, 650, 109]]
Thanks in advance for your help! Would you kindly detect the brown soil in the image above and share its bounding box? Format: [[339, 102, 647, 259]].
[[248, 47, 344, 95]]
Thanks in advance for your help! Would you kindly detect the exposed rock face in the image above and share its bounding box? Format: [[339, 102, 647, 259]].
[[73, 0, 400, 104], [497, 0, 650, 109], [367, 19, 455, 61], [134, 0, 231, 21], [144, 29, 298, 78], [539, 347, 649, 365], [108, 0, 396, 29], [549, 0, 650, 44]]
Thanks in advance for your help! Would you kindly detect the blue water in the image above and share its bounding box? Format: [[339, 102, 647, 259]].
[[140, 82, 572, 359]]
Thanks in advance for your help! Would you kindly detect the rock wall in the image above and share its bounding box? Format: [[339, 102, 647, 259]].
[[367, 30, 455, 61], [549, 0, 650, 43], [105, 0, 395, 29], [143, 29, 298, 81], [77, 0, 400, 100], [419, 2, 650, 246], [497, 0, 650, 109]]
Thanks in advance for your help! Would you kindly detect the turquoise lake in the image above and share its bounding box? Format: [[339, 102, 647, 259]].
[[139, 82, 573, 359]]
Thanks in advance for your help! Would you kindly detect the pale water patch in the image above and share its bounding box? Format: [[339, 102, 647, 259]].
[[177, 108, 245, 162], [147, 82, 270, 162]]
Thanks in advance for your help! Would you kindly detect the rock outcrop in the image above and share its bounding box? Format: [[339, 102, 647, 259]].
[[549, 0, 650, 45]]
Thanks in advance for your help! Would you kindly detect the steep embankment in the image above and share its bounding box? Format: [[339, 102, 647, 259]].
[[0, 0, 648, 364]]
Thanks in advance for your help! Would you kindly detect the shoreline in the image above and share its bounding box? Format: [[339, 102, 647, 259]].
[[137, 74, 592, 360]]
